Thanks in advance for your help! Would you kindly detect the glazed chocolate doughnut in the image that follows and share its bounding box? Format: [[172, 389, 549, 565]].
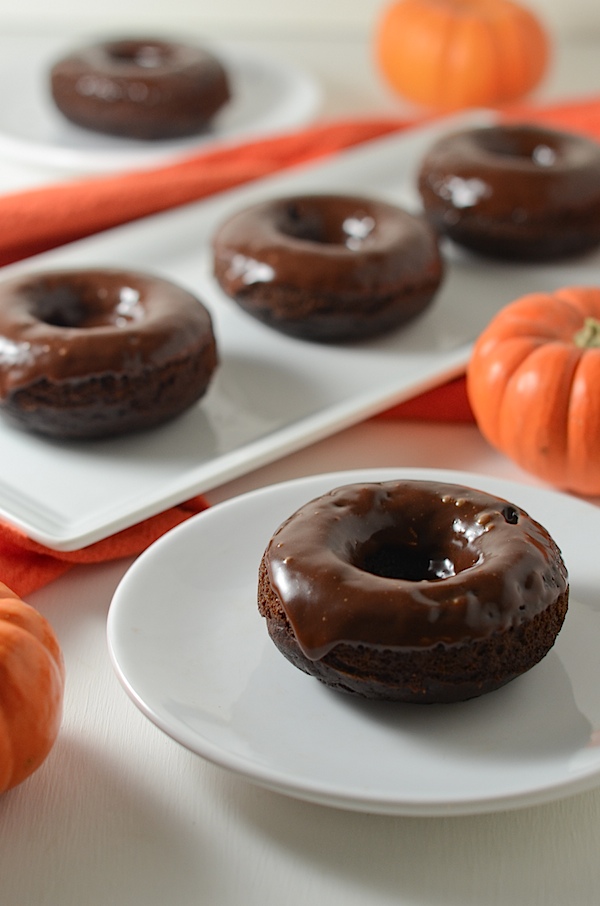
[[212, 193, 444, 342], [258, 479, 569, 703], [0, 268, 218, 439], [418, 123, 600, 260], [50, 37, 231, 140]]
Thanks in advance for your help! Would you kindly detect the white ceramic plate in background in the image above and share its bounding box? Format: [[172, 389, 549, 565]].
[[0, 33, 320, 173], [108, 468, 600, 816]]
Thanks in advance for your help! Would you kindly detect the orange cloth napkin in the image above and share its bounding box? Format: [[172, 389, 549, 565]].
[[0, 497, 209, 598], [2, 94, 600, 594]]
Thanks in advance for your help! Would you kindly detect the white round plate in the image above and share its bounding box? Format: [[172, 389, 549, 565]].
[[107, 468, 600, 816], [0, 34, 320, 173]]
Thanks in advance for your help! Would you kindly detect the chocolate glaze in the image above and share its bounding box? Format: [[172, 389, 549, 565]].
[[263, 480, 568, 660], [0, 268, 218, 438], [213, 194, 442, 296], [0, 268, 214, 392], [418, 124, 600, 260], [212, 194, 444, 341], [50, 38, 231, 140]]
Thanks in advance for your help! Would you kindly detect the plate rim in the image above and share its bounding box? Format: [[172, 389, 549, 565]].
[[107, 466, 600, 816]]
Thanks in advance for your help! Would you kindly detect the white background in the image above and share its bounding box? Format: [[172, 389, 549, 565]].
[[2, 0, 599, 38]]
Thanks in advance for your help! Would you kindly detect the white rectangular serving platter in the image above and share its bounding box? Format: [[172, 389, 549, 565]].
[[2, 111, 599, 550]]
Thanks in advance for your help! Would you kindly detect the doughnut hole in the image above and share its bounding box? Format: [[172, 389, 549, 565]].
[[476, 126, 560, 168], [105, 40, 172, 69], [27, 276, 144, 329], [276, 197, 377, 250], [352, 524, 480, 582]]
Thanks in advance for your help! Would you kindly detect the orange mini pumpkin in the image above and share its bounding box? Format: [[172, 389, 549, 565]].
[[0, 582, 65, 792], [467, 287, 600, 496], [375, 0, 550, 112]]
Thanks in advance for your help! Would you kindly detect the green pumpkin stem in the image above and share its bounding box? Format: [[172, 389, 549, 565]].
[[574, 317, 600, 348]]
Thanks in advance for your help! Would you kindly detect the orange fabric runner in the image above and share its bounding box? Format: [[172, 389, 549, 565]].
[[0, 497, 209, 598], [1, 94, 600, 594]]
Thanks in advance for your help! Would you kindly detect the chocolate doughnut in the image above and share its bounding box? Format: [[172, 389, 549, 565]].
[[418, 123, 600, 260], [50, 37, 231, 140], [212, 193, 444, 342], [0, 268, 218, 439], [258, 479, 569, 703]]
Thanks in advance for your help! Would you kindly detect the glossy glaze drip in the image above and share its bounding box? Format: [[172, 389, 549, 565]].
[[264, 480, 568, 659], [0, 269, 215, 397]]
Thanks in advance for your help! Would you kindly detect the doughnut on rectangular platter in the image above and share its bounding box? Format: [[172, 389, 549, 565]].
[[1, 110, 600, 550]]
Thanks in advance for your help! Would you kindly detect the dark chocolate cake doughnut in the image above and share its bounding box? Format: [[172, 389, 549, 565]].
[[212, 193, 444, 342], [418, 123, 600, 260], [50, 37, 231, 140], [0, 268, 218, 439], [258, 479, 569, 703]]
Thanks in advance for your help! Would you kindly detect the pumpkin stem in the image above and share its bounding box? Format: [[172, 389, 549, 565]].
[[574, 317, 600, 348]]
